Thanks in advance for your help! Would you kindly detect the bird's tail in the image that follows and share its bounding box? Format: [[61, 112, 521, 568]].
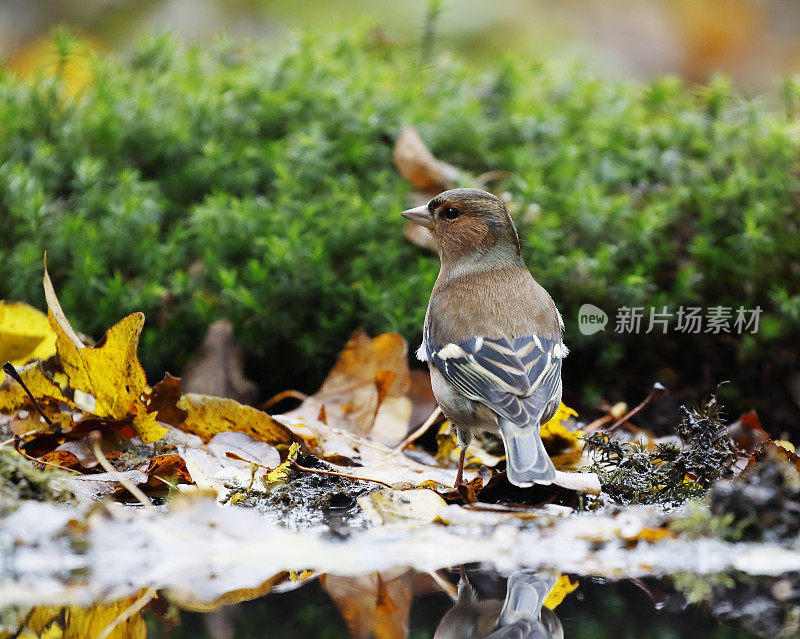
[[498, 572, 556, 626], [498, 418, 556, 487]]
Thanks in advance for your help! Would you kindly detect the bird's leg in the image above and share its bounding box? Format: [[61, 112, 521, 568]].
[[453, 426, 472, 490], [454, 446, 467, 489]]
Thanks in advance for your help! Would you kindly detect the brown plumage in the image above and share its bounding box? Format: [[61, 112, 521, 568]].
[[402, 188, 567, 488]]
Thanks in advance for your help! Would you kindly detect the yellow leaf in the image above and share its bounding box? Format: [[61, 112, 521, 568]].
[[263, 442, 300, 485], [540, 403, 583, 454], [543, 574, 579, 610], [290, 570, 314, 581], [0, 360, 71, 414], [132, 411, 168, 445], [15, 595, 147, 638], [621, 526, 677, 543], [0, 302, 58, 381], [177, 393, 295, 444], [229, 492, 247, 505], [434, 422, 459, 464], [43, 260, 150, 422]]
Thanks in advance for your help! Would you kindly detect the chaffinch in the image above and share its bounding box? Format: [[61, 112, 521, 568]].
[[401, 188, 568, 488]]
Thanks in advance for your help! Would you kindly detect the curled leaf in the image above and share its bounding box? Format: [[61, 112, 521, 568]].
[[393, 126, 459, 191]]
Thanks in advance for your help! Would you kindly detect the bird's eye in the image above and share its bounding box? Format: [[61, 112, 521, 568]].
[[443, 206, 461, 220]]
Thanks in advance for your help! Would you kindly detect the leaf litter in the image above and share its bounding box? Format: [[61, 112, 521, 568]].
[[0, 255, 799, 629]]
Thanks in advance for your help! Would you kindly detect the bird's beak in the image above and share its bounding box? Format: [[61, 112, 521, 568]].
[[400, 204, 434, 229]]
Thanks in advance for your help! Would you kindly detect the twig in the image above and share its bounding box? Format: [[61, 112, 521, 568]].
[[606, 383, 667, 433], [225, 450, 396, 489], [89, 430, 152, 508], [2, 362, 56, 430], [98, 588, 157, 639], [582, 413, 614, 434], [290, 461, 395, 489], [259, 389, 308, 411], [1, 428, 47, 447], [392, 406, 442, 454]]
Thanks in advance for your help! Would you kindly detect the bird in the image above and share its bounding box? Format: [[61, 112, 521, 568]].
[[434, 568, 564, 639], [401, 188, 568, 488]]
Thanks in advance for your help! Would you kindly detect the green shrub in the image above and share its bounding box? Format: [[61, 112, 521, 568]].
[[1, 29, 798, 429]]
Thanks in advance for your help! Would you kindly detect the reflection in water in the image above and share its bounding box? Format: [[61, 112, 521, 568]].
[[435, 568, 563, 639], [3, 568, 792, 638]]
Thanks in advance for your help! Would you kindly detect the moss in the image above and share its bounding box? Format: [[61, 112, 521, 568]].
[[0, 446, 74, 513], [1, 29, 799, 427], [584, 396, 737, 505]]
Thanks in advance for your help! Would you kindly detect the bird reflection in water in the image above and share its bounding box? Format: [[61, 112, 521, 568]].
[[435, 567, 564, 639]]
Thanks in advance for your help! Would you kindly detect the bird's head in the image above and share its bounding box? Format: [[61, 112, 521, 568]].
[[401, 188, 521, 267]]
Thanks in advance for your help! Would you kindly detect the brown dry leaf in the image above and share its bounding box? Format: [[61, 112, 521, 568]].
[[745, 440, 800, 474], [177, 393, 294, 444], [407, 369, 437, 430], [288, 330, 411, 444], [0, 301, 57, 381], [20, 416, 135, 458], [141, 454, 194, 492], [43, 260, 166, 443], [145, 373, 188, 427], [393, 126, 459, 191], [321, 571, 413, 639], [40, 449, 82, 471], [402, 222, 437, 252]]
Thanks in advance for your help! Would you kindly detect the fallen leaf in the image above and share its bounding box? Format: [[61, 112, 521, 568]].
[[357, 488, 447, 525], [145, 373, 187, 427], [321, 571, 413, 639], [0, 360, 72, 413], [146, 453, 194, 486], [393, 126, 459, 191], [0, 301, 57, 378], [40, 449, 82, 471], [43, 260, 166, 443], [286, 330, 412, 450], [540, 403, 582, 455], [20, 416, 134, 458], [263, 442, 301, 485], [178, 393, 294, 444], [774, 440, 796, 453], [543, 574, 579, 610], [620, 526, 677, 543], [13, 594, 147, 639]]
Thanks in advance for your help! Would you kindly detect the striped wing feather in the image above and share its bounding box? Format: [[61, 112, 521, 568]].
[[427, 335, 563, 426]]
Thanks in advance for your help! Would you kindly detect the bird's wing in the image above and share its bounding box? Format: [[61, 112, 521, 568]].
[[426, 335, 565, 425]]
